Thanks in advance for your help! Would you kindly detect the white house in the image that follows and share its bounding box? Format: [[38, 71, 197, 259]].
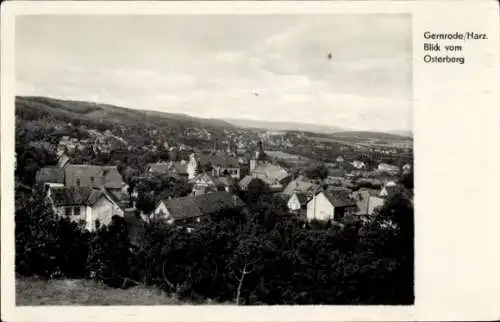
[[377, 163, 400, 175], [187, 153, 240, 180], [306, 189, 357, 222], [380, 180, 398, 197], [351, 160, 366, 169], [48, 186, 124, 231], [287, 192, 311, 219]]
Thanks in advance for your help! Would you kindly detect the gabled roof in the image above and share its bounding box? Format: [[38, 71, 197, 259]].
[[282, 177, 319, 196], [321, 189, 356, 208], [294, 192, 312, 206], [210, 154, 239, 168], [170, 161, 188, 175], [238, 175, 256, 189], [107, 189, 130, 208], [57, 154, 70, 168], [36, 166, 65, 184], [191, 172, 219, 186], [252, 164, 290, 183], [64, 165, 125, 189], [162, 191, 245, 220], [49, 186, 104, 207], [380, 184, 402, 198], [195, 153, 239, 168]]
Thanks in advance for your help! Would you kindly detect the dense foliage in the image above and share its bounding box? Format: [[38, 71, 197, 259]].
[[16, 185, 414, 305]]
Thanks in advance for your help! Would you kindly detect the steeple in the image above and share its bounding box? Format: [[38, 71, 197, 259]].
[[256, 140, 266, 160]]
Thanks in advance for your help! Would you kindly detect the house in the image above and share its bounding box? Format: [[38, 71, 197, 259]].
[[47, 186, 124, 231], [379, 180, 401, 198], [351, 181, 404, 218], [146, 161, 189, 180], [250, 163, 290, 192], [237, 175, 257, 191], [146, 161, 171, 175], [378, 163, 400, 175], [351, 160, 366, 169], [152, 191, 246, 226], [209, 154, 240, 179], [187, 153, 240, 180], [287, 192, 312, 219], [282, 175, 320, 196], [351, 189, 385, 218], [36, 164, 130, 206], [190, 172, 234, 195], [36, 166, 65, 188], [168, 161, 189, 180], [306, 189, 357, 223]]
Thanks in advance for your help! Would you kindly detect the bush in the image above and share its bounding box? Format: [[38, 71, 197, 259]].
[[16, 185, 414, 305]]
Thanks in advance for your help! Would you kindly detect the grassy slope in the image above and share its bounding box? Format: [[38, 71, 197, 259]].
[[16, 277, 183, 305]]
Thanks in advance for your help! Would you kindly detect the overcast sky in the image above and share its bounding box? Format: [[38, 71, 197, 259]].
[[16, 14, 412, 132]]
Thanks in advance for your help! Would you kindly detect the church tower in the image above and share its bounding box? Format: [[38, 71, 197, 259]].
[[250, 140, 267, 172]]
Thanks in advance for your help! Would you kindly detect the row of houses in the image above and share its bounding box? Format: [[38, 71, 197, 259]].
[[284, 177, 404, 223], [35, 139, 410, 233]]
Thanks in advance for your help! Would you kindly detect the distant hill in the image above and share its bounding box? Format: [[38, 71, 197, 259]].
[[224, 118, 347, 134], [329, 131, 411, 141], [387, 130, 413, 138], [15, 96, 235, 129]]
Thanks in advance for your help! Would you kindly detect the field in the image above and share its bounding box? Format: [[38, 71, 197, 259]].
[[264, 150, 308, 160], [16, 277, 187, 306]]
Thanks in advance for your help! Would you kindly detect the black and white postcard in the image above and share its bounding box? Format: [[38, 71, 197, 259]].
[[1, 1, 499, 322]]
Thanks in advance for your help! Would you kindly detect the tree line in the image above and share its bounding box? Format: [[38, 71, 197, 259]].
[[16, 183, 414, 305]]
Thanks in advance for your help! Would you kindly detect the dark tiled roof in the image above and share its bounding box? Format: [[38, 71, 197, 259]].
[[64, 165, 125, 189], [197, 153, 239, 168], [163, 191, 245, 220], [191, 172, 219, 186], [170, 162, 188, 175], [295, 192, 311, 206], [323, 189, 356, 208], [210, 154, 239, 168], [36, 167, 65, 184], [50, 187, 103, 206]]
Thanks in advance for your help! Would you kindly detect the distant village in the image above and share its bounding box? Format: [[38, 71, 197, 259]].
[[33, 124, 413, 233]]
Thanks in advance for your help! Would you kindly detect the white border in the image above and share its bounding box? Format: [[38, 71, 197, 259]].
[[2, 1, 500, 322]]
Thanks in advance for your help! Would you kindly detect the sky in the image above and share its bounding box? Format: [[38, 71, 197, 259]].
[[16, 14, 412, 132]]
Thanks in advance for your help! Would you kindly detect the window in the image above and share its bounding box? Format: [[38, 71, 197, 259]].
[[74, 207, 81, 216], [64, 207, 73, 216], [76, 178, 81, 187]]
